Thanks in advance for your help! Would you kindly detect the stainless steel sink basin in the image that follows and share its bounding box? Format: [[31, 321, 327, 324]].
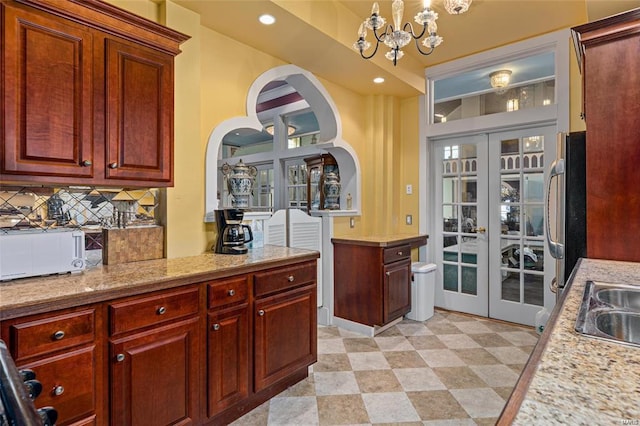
[[596, 288, 640, 310], [575, 281, 640, 348], [594, 311, 640, 345]]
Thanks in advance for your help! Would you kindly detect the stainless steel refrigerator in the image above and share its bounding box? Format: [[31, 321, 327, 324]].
[[546, 131, 587, 297]]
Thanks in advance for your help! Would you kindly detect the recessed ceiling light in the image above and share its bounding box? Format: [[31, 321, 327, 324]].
[[259, 14, 275, 25], [373, 77, 385, 84]]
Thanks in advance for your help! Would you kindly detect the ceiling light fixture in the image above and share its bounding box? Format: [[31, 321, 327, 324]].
[[353, 0, 447, 66], [444, 0, 472, 15], [373, 77, 385, 84], [258, 14, 275, 25], [265, 125, 295, 136], [490, 69, 512, 93]]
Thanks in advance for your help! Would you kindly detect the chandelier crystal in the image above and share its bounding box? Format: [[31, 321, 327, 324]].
[[353, 0, 451, 66], [443, 0, 472, 15]]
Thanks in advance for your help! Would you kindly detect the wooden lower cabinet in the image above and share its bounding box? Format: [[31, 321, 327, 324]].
[[254, 284, 317, 392], [109, 317, 200, 426], [383, 258, 412, 325], [207, 304, 249, 417]]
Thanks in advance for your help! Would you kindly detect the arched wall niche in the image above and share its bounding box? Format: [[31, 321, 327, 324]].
[[204, 65, 361, 221]]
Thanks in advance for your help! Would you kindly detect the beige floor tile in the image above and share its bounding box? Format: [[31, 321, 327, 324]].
[[230, 400, 270, 425], [317, 394, 369, 425], [376, 325, 404, 337], [485, 346, 531, 364], [406, 335, 448, 350], [469, 364, 520, 388], [452, 348, 500, 365], [267, 396, 319, 425], [343, 337, 379, 353], [417, 349, 466, 368], [374, 336, 415, 351], [362, 392, 421, 423], [498, 331, 539, 346], [317, 326, 341, 339], [314, 371, 360, 396], [453, 321, 494, 334], [449, 388, 506, 418], [384, 350, 428, 368], [468, 332, 514, 347], [427, 321, 464, 335], [317, 338, 346, 354], [348, 351, 390, 371], [493, 386, 516, 400], [277, 374, 317, 397], [354, 369, 403, 393], [437, 334, 482, 349], [393, 367, 447, 391], [396, 322, 433, 336]]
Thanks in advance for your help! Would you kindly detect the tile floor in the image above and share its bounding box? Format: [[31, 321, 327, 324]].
[[231, 310, 539, 425]]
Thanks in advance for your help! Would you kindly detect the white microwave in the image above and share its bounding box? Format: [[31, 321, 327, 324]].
[[0, 229, 86, 281]]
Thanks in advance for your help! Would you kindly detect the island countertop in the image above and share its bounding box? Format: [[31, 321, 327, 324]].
[[499, 258, 640, 425], [331, 234, 428, 248], [0, 245, 319, 321]]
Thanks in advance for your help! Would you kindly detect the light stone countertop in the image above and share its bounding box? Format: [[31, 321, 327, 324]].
[[331, 234, 428, 247], [510, 258, 640, 425], [0, 245, 319, 320]]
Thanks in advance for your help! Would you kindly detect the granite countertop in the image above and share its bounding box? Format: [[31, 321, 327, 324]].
[[0, 245, 319, 321], [501, 258, 640, 424], [331, 234, 428, 248]]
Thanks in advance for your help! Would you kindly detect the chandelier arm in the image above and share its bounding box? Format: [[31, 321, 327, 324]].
[[359, 38, 382, 60], [414, 37, 435, 56], [372, 24, 391, 43], [402, 21, 427, 40]]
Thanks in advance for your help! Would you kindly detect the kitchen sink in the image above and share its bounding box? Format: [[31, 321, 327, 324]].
[[575, 281, 640, 348], [596, 288, 640, 310]]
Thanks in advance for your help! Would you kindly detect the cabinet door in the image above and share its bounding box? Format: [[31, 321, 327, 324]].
[[20, 346, 97, 426], [254, 285, 316, 392], [207, 304, 249, 418], [103, 37, 173, 184], [2, 6, 94, 178], [383, 258, 411, 324], [110, 318, 199, 426]]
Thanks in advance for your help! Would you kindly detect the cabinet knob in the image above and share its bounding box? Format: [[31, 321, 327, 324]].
[[81, 159, 92, 167], [258, 310, 265, 316], [397, 251, 403, 256], [212, 323, 220, 331], [287, 275, 294, 282], [116, 354, 125, 362], [53, 385, 65, 396], [157, 306, 166, 315], [52, 331, 65, 340], [109, 162, 119, 169], [228, 289, 235, 296]]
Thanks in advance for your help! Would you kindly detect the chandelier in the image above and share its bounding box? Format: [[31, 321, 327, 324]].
[[490, 70, 512, 93], [353, 0, 471, 66], [265, 125, 295, 136], [444, 0, 472, 15]]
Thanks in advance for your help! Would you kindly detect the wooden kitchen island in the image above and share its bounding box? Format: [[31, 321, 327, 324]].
[[332, 235, 428, 336], [0, 246, 319, 426]]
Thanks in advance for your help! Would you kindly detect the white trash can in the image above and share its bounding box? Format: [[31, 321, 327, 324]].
[[406, 262, 437, 321]]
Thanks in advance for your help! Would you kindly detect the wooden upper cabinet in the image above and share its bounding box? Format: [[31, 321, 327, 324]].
[[103, 38, 174, 183], [572, 10, 640, 262], [2, 6, 95, 178], [0, 0, 189, 187]]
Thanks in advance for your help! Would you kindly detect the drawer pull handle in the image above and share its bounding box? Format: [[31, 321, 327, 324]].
[[53, 386, 65, 396], [288, 275, 294, 282], [81, 159, 92, 167], [109, 162, 119, 169], [157, 307, 166, 315], [53, 331, 65, 340], [397, 251, 403, 256], [258, 310, 265, 316], [212, 323, 220, 331], [228, 289, 236, 296], [116, 354, 125, 362]]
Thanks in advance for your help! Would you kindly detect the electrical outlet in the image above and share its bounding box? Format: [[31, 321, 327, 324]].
[[406, 184, 413, 195], [350, 217, 355, 228], [406, 214, 412, 225]]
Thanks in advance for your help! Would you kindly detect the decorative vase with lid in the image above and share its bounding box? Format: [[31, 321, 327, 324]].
[[322, 171, 341, 210], [221, 160, 257, 208]]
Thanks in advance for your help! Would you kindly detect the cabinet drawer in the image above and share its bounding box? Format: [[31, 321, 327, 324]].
[[254, 262, 316, 298], [9, 309, 95, 361], [20, 346, 96, 425], [208, 276, 248, 309], [383, 244, 411, 264], [109, 286, 199, 335]]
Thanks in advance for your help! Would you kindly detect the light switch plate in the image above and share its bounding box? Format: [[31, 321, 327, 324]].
[[406, 184, 413, 194], [406, 214, 412, 225]]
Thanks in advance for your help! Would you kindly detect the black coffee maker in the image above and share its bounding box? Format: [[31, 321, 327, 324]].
[[214, 209, 253, 254]]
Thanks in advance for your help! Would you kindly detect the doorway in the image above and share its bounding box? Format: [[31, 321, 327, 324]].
[[433, 125, 556, 326]]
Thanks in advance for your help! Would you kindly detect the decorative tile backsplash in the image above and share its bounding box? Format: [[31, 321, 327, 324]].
[[0, 186, 159, 266]]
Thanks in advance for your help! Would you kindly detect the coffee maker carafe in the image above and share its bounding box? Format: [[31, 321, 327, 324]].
[[214, 209, 253, 254]]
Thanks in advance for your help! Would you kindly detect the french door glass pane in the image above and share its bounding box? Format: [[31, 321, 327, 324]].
[[524, 273, 544, 306]]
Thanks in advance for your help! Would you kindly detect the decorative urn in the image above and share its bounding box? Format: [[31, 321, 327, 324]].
[[221, 160, 257, 208], [322, 171, 341, 209]]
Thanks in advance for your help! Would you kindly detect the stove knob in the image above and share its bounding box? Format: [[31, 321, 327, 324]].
[[24, 379, 43, 399], [19, 368, 36, 381], [37, 407, 58, 426]]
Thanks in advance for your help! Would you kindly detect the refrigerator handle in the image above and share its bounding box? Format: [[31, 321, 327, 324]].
[[546, 158, 565, 260]]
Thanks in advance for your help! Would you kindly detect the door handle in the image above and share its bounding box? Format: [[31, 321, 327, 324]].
[[476, 226, 486, 234]]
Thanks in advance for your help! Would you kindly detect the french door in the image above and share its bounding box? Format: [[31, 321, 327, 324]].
[[433, 126, 556, 326]]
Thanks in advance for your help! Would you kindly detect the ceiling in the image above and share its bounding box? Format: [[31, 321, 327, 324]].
[[172, 0, 640, 99]]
